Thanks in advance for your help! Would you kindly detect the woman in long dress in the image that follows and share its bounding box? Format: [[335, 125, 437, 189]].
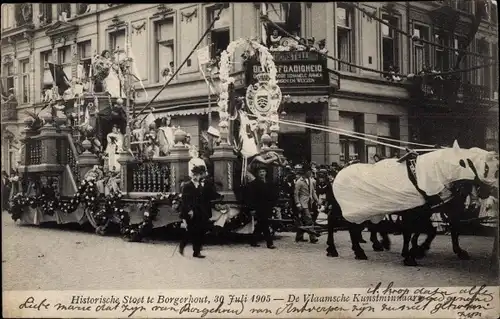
[[101, 50, 124, 98], [157, 116, 175, 156], [105, 125, 124, 172]]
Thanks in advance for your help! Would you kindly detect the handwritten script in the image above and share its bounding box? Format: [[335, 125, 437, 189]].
[[5, 284, 498, 318]]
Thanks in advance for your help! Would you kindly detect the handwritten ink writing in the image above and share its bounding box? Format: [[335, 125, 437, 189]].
[[275, 300, 349, 316], [179, 301, 244, 318], [121, 304, 146, 317], [18, 297, 50, 311], [249, 307, 272, 314], [95, 303, 120, 312], [352, 303, 375, 317], [54, 303, 92, 311]]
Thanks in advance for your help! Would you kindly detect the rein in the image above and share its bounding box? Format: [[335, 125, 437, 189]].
[[404, 156, 443, 208]]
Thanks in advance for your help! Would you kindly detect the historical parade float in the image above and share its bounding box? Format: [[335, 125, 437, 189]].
[[7, 37, 297, 242]]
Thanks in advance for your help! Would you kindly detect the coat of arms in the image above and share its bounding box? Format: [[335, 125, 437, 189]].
[[245, 73, 282, 117]]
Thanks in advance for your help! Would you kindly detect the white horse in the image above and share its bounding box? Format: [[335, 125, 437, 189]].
[[332, 141, 498, 263]]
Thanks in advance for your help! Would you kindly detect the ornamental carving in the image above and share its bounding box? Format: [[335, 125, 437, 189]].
[[131, 22, 146, 35], [245, 74, 282, 118], [181, 8, 198, 23]]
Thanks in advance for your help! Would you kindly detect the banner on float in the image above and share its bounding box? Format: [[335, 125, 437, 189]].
[[3, 285, 499, 318]]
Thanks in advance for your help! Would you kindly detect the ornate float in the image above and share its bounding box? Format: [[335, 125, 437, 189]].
[[7, 38, 293, 241]]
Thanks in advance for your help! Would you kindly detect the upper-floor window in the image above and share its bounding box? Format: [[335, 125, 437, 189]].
[[266, 3, 302, 43], [110, 29, 126, 55], [454, 36, 469, 83], [58, 46, 72, 82], [57, 4, 71, 21], [434, 31, 449, 72], [155, 17, 175, 82], [2, 4, 14, 30], [41, 50, 53, 92], [207, 4, 230, 59], [456, 0, 471, 13], [381, 14, 400, 72], [336, 4, 355, 72], [14, 4, 33, 27], [413, 24, 430, 73], [339, 112, 363, 164], [20, 59, 30, 104], [38, 4, 52, 26], [1, 62, 15, 98], [78, 41, 92, 81]]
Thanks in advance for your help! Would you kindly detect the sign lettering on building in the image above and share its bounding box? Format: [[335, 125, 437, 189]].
[[245, 51, 328, 88]]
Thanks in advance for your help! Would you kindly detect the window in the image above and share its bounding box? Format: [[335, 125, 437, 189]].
[[76, 4, 89, 15], [339, 113, 362, 165], [266, 3, 302, 41], [336, 4, 355, 72], [155, 18, 174, 82], [14, 4, 33, 26], [381, 14, 400, 72], [57, 4, 71, 20], [434, 31, 449, 71], [20, 60, 30, 104], [58, 46, 72, 82], [2, 4, 14, 29], [413, 25, 430, 72], [207, 4, 230, 59], [477, 40, 490, 87], [39, 4, 52, 25], [41, 51, 53, 91], [454, 36, 469, 83], [78, 41, 92, 81], [376, 117, 399, 158], [2, 62, 15, 98], [110, 30, 126, 54]]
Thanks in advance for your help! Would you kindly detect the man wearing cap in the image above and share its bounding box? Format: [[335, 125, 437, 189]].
[[247, 165, 278, 249], [179, 165, 211, 258], [294, 164, 319, 243]]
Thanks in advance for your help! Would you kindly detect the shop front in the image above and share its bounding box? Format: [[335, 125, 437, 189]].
[[245, 50, 339, 164]]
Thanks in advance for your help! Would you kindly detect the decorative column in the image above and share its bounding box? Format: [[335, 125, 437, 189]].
[[326, 97, 340, 165], [168, 144, 191, 194], [77, 139, 99, 180], [38, 114, 59, 165], [211, 144, 237, 201]]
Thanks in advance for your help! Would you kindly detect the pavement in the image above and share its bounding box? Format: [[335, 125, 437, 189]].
[[2, 212, 498, 291]]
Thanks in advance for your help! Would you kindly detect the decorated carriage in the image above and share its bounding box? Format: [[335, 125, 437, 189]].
[[7, 38, 297, 241]]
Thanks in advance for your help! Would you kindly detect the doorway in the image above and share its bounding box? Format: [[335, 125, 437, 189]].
[[279, 132, 311, 165]]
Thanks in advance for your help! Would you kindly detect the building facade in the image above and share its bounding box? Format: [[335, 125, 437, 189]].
[[1, 2, 498, 173]]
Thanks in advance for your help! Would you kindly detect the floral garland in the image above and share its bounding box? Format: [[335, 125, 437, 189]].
[[217, 38, 279, 130], [8, 179, 182, 242]]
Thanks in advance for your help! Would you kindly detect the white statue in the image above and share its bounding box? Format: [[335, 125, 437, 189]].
[[131, 120, 145, 154], [101, 50, 124, 98], [105, 125, 124, 172], [157, 116, 175, 156]]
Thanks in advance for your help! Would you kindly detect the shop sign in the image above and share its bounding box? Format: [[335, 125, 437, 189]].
[[245, 51, 329, 88]]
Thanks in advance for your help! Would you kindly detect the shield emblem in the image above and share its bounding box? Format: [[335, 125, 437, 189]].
[[256, 94, 269, 110]]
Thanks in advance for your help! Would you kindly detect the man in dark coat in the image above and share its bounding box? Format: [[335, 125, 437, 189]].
[[179, 166, 220, 258], [247, 165, 278, 249], [324, 170, 342, 257]]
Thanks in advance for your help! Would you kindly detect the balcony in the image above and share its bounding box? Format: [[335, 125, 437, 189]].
[[1, 4, 35, 41], [408, 76, 490, 106], [1, 101, 18, 123], [428, 0, 461, 32]]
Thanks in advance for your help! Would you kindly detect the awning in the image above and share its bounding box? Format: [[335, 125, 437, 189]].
[[284, 95, 329, 104], [164, 107, 218, 117]]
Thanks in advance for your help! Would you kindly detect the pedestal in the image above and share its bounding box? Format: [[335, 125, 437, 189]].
[[78, 151, 100, 180], [116, 151, 136, 193], [38, 124, 60, 164], [167, 146, 191, 193], [19, 128, 39, 165], [211, 144, 237, 201]]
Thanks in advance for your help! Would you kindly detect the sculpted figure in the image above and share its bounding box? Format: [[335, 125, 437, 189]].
[[157, 116, 175, 156], [105, 125, 124, 172]]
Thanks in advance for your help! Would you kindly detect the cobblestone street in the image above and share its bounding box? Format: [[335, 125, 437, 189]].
[[2, 213, 497, 291]]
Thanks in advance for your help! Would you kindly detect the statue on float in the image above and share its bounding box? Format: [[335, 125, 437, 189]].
[[91, 50, 125, 97], [157, 116, 175, 156], [105, 124, 124, 172]]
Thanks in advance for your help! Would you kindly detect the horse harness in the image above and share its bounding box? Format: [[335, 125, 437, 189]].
[[405, 155, 444, 208]]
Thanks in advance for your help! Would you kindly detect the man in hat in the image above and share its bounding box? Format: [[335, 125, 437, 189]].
[[179, 165, 211, 258], [247, 164, 278, 249], [293, 164, 319, 243]]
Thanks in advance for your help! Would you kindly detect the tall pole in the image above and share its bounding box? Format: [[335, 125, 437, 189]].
[[208, 85, 212, 127]]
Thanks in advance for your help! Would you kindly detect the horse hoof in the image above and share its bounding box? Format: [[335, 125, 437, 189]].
[[410, 247, 425, 259], [382, 240, 391, 251], [327, 251, 339, 257], [401, 251, 409, 258], [457, 250, 470, 260], [403, 257, 418, 266], [355, 251, 368, 260], [372, 243, 384, 252]]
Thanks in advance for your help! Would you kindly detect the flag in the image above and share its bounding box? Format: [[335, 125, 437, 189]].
[[197, 45, 211, 65], [47, 63, 70, 96]]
